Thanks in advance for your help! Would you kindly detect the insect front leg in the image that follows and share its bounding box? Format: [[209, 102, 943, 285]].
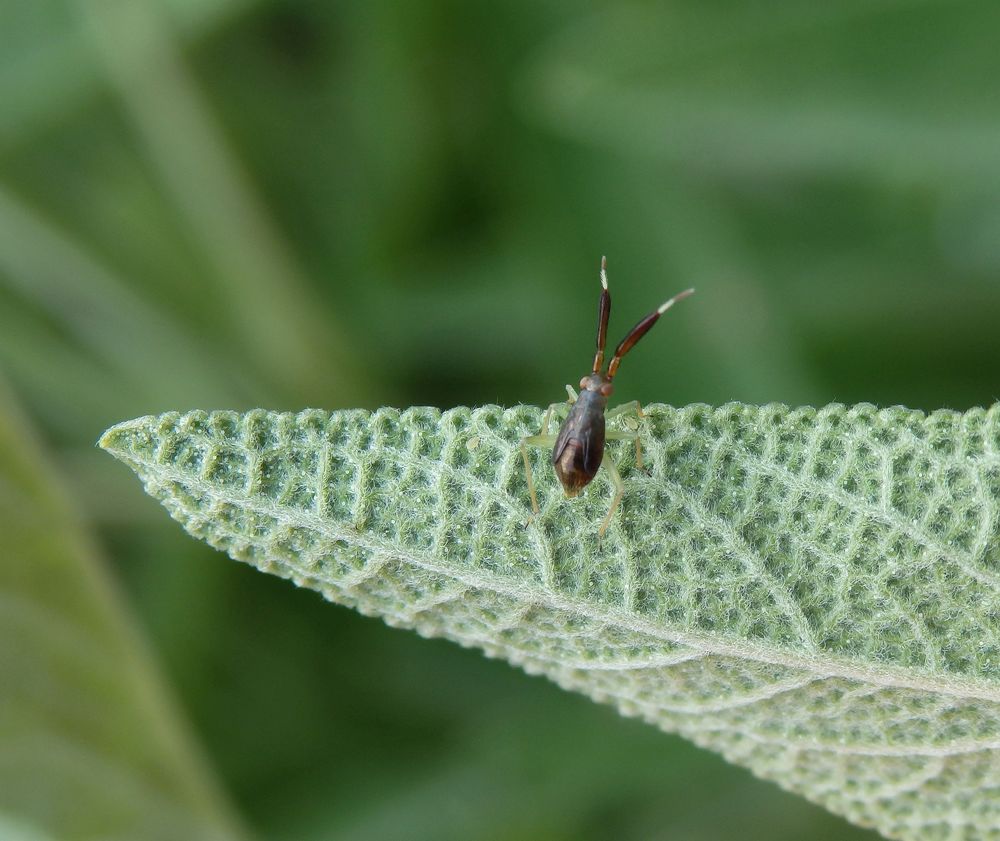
[[606, 399, 643, 420], [606, 400, 645, 468]]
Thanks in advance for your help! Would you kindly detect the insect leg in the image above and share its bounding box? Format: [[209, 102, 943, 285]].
[[606, 400, 645, 468], [606, 400, 644, 420], [598, 450, 626, 539], [540, 397, 573, 435], [520, 432, 557, 515], [605, 429, 641, 468]]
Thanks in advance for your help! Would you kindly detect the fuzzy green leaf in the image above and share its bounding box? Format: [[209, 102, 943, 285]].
[[101, 403, 1000, 841]]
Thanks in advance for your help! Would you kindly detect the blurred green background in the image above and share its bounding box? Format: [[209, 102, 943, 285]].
[[3, 1, 1000, 838]]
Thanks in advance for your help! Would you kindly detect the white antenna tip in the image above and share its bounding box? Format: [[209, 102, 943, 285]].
[[599, 255, 609, 290], [657, 287, 695, 314]]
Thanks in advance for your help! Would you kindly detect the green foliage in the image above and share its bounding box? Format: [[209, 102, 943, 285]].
[[6, 2, 1000, 838], [103, 402, 1000, 841], [0, 381, 246, 841]]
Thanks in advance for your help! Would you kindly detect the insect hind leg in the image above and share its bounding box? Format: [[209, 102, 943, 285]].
[[597, 450, 626, 539], [520, 432, 557, 515]]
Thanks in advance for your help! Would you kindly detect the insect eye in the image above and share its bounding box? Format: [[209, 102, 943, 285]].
[[600, 383, 614, 397], [579, 377, 590, 389]]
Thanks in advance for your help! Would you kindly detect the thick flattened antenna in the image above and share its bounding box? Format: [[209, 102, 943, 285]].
[[592, 256, 612, 374], [607, 287, 694, 380]]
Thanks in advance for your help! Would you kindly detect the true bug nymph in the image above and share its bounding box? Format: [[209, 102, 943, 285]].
[[520, 257, 693, 537]]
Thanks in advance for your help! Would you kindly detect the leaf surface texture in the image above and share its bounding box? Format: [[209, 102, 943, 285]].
[[101, 403, 1000, 840]]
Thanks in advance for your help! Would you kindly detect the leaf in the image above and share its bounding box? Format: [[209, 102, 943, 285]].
[[101, 403, 1000, 841], [0, 377, 247, 841]]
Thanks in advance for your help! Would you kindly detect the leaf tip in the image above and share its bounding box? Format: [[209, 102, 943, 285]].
[[98, 417, 158, 464]]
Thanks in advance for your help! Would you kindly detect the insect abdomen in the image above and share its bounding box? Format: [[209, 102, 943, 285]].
[[553, 440, 595, 495], [551, 396, 606, 496]]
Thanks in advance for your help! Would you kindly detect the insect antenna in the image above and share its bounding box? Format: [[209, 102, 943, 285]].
[[592, 256, 612, 374], [606, 287, 694, 379]]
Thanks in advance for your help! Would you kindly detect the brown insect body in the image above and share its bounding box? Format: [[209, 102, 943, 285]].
[[552, 375, 610, 495]]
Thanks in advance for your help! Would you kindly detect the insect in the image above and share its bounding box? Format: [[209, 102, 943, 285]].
[[520, 256, 694, 537]]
